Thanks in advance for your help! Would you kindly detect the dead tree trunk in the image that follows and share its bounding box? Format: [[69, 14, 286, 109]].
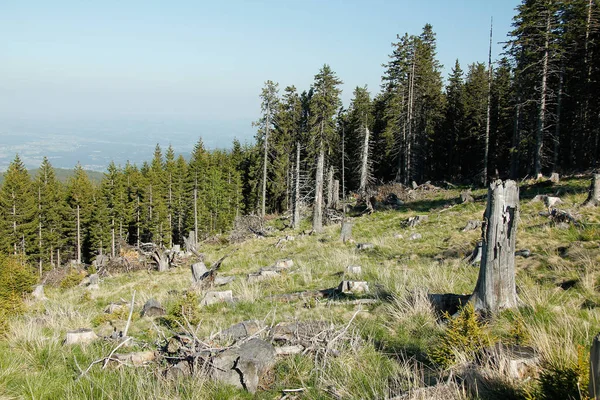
[[326, 165, 334, 208], [312, 145, 325, 233], [359, 125, 370, 195], [470, 180, 519, 313], [590, 333, 600, 399], [340, 220, 352, 243], [534, 12, 551, 179], [292, 142, 301, 229], [261, 109, 270, 218], [483, 17, 493, 185], [153, 249, 174, 272], [332, 180, 340, 210], [583, 174, 600, 207]]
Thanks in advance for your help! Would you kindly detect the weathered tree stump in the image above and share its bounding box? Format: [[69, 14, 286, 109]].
[[550, 172, 560, 183], [141, 299, 165, 317], [405, 215, 428, 227], [470, 180, 519, 313], [337, 280, 369, 294], [583, 174, 600, 207], [64, 328, 98, 345], [590, 334, 600, 399], [32, 285, 46, 300], [341, 221, 353, 243], [191, 262, 208, 283]]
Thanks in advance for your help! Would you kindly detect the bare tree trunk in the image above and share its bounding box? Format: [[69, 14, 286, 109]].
[[77, 204, 81, 264], [261, 111, 270, 218], [470, 180, 519, 314], [483, 17, 493, 185], [292, 142, 301, 229], [194, 175, 198, 243], [406, 59, 416, 185], [583, 174, 600, 207], [136, 195, 140, 248], [38, 186, 42, 276], [313, 145, 325, 233], [57, 248, 61, 269], [359, 125, 370, 195], [341, 123, 346, 200], [111, 218, 115, 257], [534, 12, 551, 179], [553, 66, 563, 173], [326, 165, 334, 207], [511, 100, 521, 180], [332, 180, 340, 210]]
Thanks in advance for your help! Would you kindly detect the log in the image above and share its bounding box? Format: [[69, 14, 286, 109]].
[[470, 180, 519, 313], [64, 328, 98, 345], [590, 333, 600, 399], [583, 174, 600, 207]]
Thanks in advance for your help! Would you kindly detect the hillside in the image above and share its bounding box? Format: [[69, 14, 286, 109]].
[[1, 177, 599, 399], [0, 167, 104, 185]]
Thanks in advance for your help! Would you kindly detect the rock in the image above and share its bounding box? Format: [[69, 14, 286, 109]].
[[64, 328, 98, 345], [356, 243, 374, 251], [337, 280, 369, 294], [31, 285, 46, 300], [248, 270, 280, 283], [211, 338, 276, 393], [113, 351, 156, 366], [345, 265, 362, 275], [202, 290, 234, 306], [220, 320, 263, 341], [141, 299, 165, 317], [394, 233, 404, 239], [460, 191, 474, 203], [462, 220, 483, 232], [408, 233, 422, 241], [515, 249, 531, 258], [214, 276, 235, 286]]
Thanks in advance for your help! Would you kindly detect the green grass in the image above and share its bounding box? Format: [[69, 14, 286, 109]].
[[1, 177, 599, 399]]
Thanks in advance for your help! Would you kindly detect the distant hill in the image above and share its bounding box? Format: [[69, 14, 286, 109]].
[[0, 168, 104, 185]]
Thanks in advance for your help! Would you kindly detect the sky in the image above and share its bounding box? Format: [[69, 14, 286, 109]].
[[0, 0, 521, 168]]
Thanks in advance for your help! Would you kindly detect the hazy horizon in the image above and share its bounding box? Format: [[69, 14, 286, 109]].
[[1, 0, 520, 172]]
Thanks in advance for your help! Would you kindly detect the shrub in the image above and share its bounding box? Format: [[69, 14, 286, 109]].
[[537, 346, 589, 400], [0, 255, 36, 333], [429, 302, 489, 369], [161, 291, 202, 329], [59, 269, 85, 289]]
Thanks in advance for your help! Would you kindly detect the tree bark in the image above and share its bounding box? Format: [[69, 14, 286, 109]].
[[483, 17, 493, 185], [261, 110, 270, 218], [534, 12, 551, 178], [292, 142, 301, 229], [583, 174, 600, 207], [590, 333, 600, 399], [359, 125, 370, 195], [470, 180, 519, 314], [313, 146, 324, 233]]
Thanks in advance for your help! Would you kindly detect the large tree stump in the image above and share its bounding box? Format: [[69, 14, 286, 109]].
[[64, 328, 98, 345], [470, 180, 519, 313], [340, 221, 353, 243], [590, 333, 600, 399], [583, 174, 600, 207]]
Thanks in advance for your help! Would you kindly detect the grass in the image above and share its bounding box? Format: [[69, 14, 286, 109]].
[[1, 176, 599, 399]]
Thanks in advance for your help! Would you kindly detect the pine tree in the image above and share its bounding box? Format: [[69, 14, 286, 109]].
[[463, 62, 490, 179], [33, 157, 64, 273], [0, 155, 35, 258], [442, 60, 466, 179], [309, 65, 342, 232], [65, 163, 94, 263]]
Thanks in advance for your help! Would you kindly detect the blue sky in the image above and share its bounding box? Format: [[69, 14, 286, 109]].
[[1, 0, 520, 143]]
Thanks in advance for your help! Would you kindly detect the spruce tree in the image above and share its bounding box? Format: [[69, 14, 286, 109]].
[[65, 163, 94, 263]]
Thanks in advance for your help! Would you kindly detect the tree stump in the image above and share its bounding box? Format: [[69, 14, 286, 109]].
[[590, 333, 600, 399], [332, 179, 340, 210], [202, 290, 234, 306], [470, 180, 519, 313], [583, 174, 600, 207], [340, 221, 353, 243], [191, 262, 208, 283], [64, 328, 98, 345], [550, 172, 560, 183]]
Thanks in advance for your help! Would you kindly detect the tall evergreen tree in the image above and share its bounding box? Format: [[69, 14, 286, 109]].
[[65, 163, 94, 263]]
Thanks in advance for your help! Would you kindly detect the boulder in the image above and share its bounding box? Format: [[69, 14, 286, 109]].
[[220, 320, 263, 341], [345, 265, 362, 275], [408, 233, 422, 241]]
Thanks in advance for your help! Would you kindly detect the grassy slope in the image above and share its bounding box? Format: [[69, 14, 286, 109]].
[[1, 178, 599, 399]]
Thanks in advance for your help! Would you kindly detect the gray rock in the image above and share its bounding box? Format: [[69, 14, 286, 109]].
[[201, 290, 234, 306], [214, 276, 236, 286], [337, 280, 369, 294], [356, 243, 374, 250], [248, 270, 280, 283], [345, 265, 362, 275]]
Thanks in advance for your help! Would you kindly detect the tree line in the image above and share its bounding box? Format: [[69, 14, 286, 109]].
[[1, 0, 598, 268]]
